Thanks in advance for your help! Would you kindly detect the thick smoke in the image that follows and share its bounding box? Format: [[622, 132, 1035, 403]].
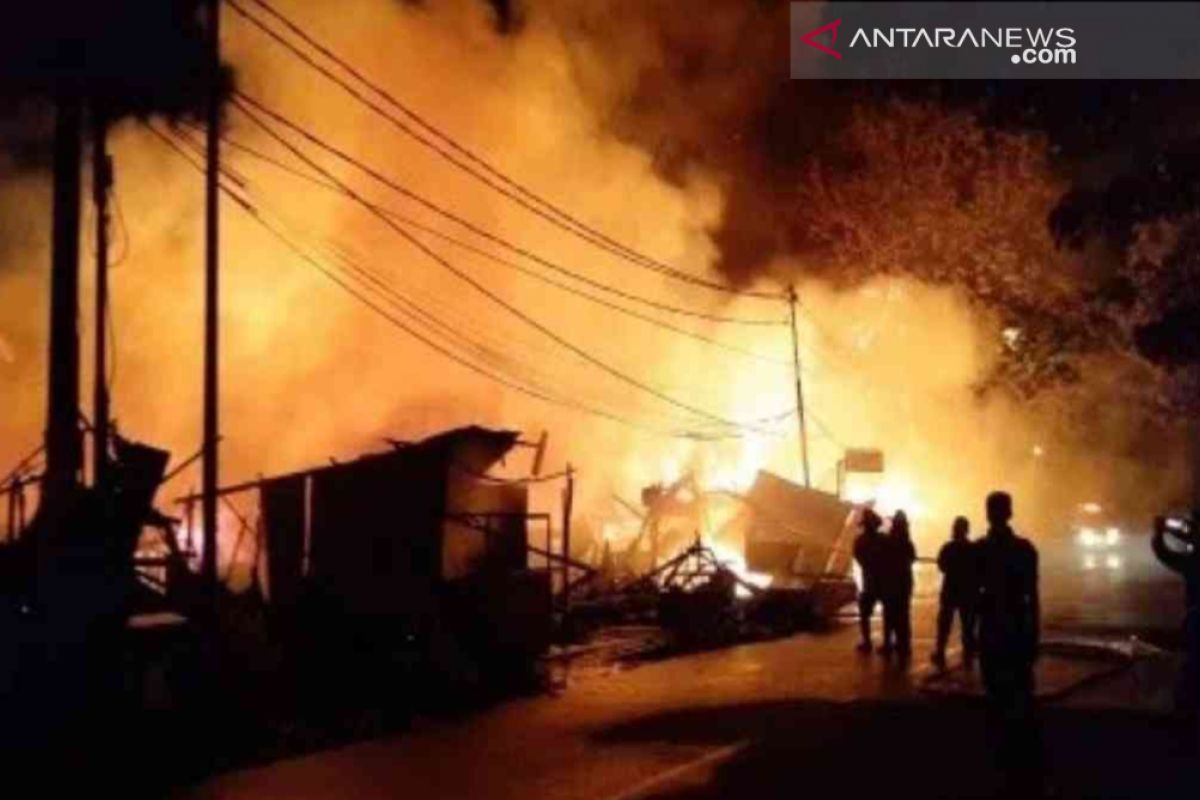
[[1, 0, 1191, 574], [533, 0, 1194, 529]]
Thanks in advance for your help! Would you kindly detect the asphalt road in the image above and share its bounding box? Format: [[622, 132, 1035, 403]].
[[185, 561, 1196, 799]]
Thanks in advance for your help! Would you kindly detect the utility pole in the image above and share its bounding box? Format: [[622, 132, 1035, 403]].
[[787, 285, 812, 489], [43, 88, 85, 510], [92, 107, 112, 488], [201, 0, 222, 590], [561, 465, 575, 613]]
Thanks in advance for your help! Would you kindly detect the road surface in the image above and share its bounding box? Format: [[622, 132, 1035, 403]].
[[186, 564, 1195, 799]]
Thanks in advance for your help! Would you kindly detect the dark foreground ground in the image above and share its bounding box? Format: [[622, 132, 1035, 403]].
[[184, 560, 1197, 800]]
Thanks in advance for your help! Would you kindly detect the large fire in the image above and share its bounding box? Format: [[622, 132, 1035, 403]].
[[842, 473, 926, 520], [1, 0, 1184, 567]]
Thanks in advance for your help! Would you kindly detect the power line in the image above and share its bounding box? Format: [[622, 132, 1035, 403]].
[[274, 213, 772, 441], [145, 122, 768, 442], [223, 95, 786, 328], [312, 234, 799, 435], [156, 120, 843, 449], [233, 97, 779, 435], [228, 0, 786, 301], [239, 203, 702, 437], [314, 235, 655, 409], [177, 121, 792, 356], [164, 115, 836, 443], [157, 124, 759, 440], [192, 123, 795, 368], [247, 179, 740, 424]]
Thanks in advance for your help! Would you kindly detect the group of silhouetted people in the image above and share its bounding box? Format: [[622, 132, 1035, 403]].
[[853, 507, 917, 657], [855, 491, 1043, 790], [854, 491, 1041, 699]]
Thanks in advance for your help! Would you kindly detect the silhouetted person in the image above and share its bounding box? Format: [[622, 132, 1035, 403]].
[[853, 508, 886, 653], [932, 516, 977, 670], [1152, 513, 1198, 740], [976, 491, 1042, 793], [880, 510, 916, 658]]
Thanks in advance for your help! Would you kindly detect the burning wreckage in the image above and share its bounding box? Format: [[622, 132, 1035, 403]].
[[177, 425, 561, 695], [574, 470, 859, 646], [2, 424, 864, 727], [218, 428, 860, 664], [1, 425, 565, 729]]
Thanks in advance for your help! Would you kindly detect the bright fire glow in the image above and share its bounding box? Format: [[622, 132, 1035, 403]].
[[706, 433, 772, 494], [707, 537, 773, 598], [842, 473, 925, 518]]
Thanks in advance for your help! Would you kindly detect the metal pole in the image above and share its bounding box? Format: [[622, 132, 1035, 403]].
[[201, 0, 222, 590], [91, 107, 112, 487], [43, 89, 85, 509], [787, 285, 812, 489], [561, 465, 575, 611]]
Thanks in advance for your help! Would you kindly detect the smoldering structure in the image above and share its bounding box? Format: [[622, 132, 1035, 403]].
[[197, 426, 556, 690]]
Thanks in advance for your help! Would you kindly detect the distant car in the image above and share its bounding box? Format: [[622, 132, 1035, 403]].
[[1069, 502, 1132, 572]]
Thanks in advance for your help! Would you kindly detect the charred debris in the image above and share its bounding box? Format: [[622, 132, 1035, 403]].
[[2, 423, 863, 697]]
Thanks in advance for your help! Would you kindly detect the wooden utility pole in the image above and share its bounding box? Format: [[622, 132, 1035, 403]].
[[43, 90, 85, 509], [787, 285, 812, 489], [92, 107, 112, 487], [201, 0, 222, 589]]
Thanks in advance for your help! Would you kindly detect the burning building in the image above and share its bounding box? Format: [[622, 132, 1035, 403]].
[[229, 426, 555, 677]]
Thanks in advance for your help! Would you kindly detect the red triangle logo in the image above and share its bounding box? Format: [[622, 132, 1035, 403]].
[[801, 18, 843, 60]]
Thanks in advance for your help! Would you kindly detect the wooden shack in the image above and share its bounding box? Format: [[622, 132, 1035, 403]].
[[257, 426, 552, 670]]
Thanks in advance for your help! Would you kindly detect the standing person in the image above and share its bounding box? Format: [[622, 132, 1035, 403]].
[[1151, 513, 1198, 744], [976, 491, 1042, 792], [932, 516, 978, 670], [880, 510, 917, 658], [853, 508, 886, 653]]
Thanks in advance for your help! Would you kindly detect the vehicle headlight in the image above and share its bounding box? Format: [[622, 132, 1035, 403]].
[[1077, 527, 1099, 548], [1105, 527, 1121, 546]]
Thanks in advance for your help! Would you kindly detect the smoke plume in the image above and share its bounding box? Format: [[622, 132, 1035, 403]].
[[1, 0, 1191, 574]]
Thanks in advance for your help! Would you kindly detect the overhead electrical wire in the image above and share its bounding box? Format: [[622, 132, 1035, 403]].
[[136, 2, 853, 468], [144, 122, 772, 442], [228, 0, 786, 301], [221, 94, 786, 328], [184, 122, 796, 369], [232, 97, 779, 436], [153, 122, 847, 451], [199, 140, 764, 440], [314, 236, 654, 405], [326, 231, 790, 439], [222, 162, 743, 424], [156, 118, 842, 447]]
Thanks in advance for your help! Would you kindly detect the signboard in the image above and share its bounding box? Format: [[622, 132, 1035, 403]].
[[843, 449, 885, 474]]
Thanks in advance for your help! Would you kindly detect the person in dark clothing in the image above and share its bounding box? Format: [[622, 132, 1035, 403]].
[[932, 516, 977, 670], [880, 510, 917, 658], [976, 491, 1042, 793], [1151, 513, 1198, 740], [853, 508, 886, 653]]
